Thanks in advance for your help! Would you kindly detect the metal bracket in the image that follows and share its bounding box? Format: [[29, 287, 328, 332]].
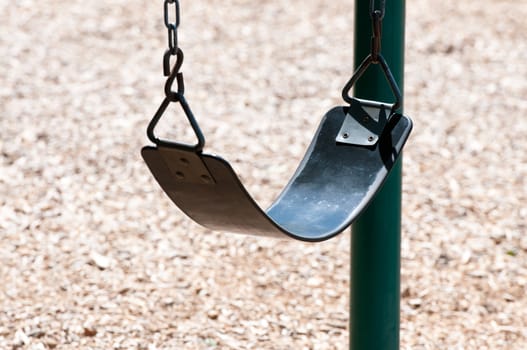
[[336, 98, 393, 146]]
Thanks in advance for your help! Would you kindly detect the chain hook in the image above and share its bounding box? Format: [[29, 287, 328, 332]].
[[163, 48, 183, 77], [164, 48, 185, 99]]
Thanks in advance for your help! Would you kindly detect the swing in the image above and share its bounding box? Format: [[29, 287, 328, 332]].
[[142, 0, 412, 242]]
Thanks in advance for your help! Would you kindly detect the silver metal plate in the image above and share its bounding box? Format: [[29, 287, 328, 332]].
[[336, 98, 393, 146]]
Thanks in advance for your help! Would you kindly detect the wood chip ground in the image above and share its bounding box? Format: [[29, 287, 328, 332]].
[[1, 0, 526, 349]]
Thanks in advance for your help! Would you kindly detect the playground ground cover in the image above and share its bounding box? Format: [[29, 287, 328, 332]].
[[1, 0, 526, 348]]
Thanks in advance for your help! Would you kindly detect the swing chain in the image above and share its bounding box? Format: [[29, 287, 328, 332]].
[[370, 6, 383, 63], [369, 0, 386, 63], [162, 0, 185, 99], [163, 0, 181, 77], [147, 1, 204, 152]]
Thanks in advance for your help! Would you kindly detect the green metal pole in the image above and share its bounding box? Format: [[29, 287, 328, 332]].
[[350, 1, 405, 349]]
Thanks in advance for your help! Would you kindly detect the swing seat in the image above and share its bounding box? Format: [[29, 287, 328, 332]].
[[141, 99, 412, 242]]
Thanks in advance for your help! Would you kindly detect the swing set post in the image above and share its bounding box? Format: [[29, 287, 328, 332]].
[[350, 0, 405, 349]]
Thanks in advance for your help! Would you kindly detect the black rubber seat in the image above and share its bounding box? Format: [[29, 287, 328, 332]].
[[142, 101, 412, 242]]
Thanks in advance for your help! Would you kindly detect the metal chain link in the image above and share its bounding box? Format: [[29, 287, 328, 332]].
[[164, 0, 180, 54], [370, 13, 382, 62], [370, 0, 386, 20], [369, 0, 385, 62]]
